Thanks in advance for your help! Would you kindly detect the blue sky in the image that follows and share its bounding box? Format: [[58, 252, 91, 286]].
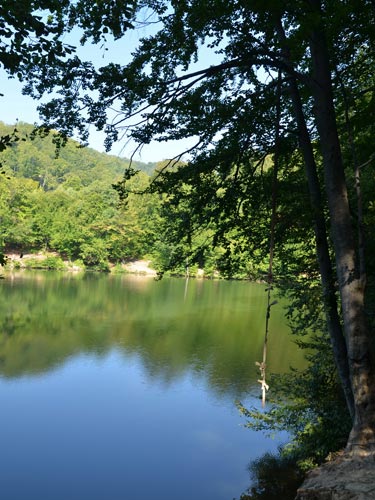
[[0, 25, 200, 163]]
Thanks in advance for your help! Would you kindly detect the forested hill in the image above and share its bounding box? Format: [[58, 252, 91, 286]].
[[0, 122, 157, 186], [0, 122, 161, 270]]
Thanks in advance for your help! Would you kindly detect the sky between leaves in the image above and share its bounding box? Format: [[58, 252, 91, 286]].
[[1, 18, 219, 163]]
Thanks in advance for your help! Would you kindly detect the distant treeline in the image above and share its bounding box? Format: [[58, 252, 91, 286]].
[[0, 122, 267, 277], [0, 122, 160, 270]]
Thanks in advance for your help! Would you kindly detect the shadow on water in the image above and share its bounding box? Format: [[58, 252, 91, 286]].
[[237, 449, 304, 500]]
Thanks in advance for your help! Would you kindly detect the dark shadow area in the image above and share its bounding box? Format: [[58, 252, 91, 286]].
[[239, 450, 304, 500]]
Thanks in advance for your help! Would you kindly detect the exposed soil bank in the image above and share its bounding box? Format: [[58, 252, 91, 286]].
[[121, 259, 157, 276], [4, 252, 157, 276], [296, 454, 375, 499]]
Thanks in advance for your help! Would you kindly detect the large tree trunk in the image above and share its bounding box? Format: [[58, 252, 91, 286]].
[[308, 0, 375, 454], [287, 75, 355, 419], [275, 17, 355, 419]]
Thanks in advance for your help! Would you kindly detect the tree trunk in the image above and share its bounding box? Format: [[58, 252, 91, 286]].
[[287, 75, 355, 419], [275, 16, 355, 419], [308, 0, 375, 454]]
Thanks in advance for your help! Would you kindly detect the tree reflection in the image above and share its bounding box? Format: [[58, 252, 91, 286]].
[[0, 272, 305, 399]]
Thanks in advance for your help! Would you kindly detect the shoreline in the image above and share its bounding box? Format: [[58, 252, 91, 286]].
[[3, 251, 158, 277], [2, 251, 258, 281]]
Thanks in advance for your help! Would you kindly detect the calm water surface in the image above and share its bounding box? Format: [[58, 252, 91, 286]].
[[0, 272, 305, 500]]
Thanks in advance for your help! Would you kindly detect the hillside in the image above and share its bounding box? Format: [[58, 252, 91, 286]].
[[0, 122, 157, 188], [0, 122, 160, 270], [0, 122, 236, 277]]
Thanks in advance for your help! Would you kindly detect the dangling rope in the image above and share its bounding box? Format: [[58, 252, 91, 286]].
[[256, 70, 282, 407]]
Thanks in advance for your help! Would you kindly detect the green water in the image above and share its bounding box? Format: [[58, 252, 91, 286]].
[[0, 272, 305, 500]]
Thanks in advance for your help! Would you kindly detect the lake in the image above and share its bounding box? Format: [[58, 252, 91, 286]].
[[0, 272, 305, 500]]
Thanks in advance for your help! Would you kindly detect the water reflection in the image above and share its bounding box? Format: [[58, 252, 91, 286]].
[[0, 272, 303, 500], [0, 272, 304, 398]]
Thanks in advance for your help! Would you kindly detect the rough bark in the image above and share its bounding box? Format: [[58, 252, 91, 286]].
[[308, 0, 375, 454], [339, 77, 366, 285]]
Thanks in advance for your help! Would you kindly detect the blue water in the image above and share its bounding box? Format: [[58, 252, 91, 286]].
[[0, 273, 296, 500]]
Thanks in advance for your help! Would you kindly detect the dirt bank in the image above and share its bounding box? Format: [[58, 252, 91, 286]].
[[4, 252, 157, 276], [122, 259, 157, 276], [296, 453, 375, 499]]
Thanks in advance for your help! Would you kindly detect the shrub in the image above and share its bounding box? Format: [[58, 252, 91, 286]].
[[24, 255, 66, 270]]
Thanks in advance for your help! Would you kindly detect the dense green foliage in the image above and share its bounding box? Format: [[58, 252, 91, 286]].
[[0, 122, 247, 276], [0, 122, 159, 269]]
